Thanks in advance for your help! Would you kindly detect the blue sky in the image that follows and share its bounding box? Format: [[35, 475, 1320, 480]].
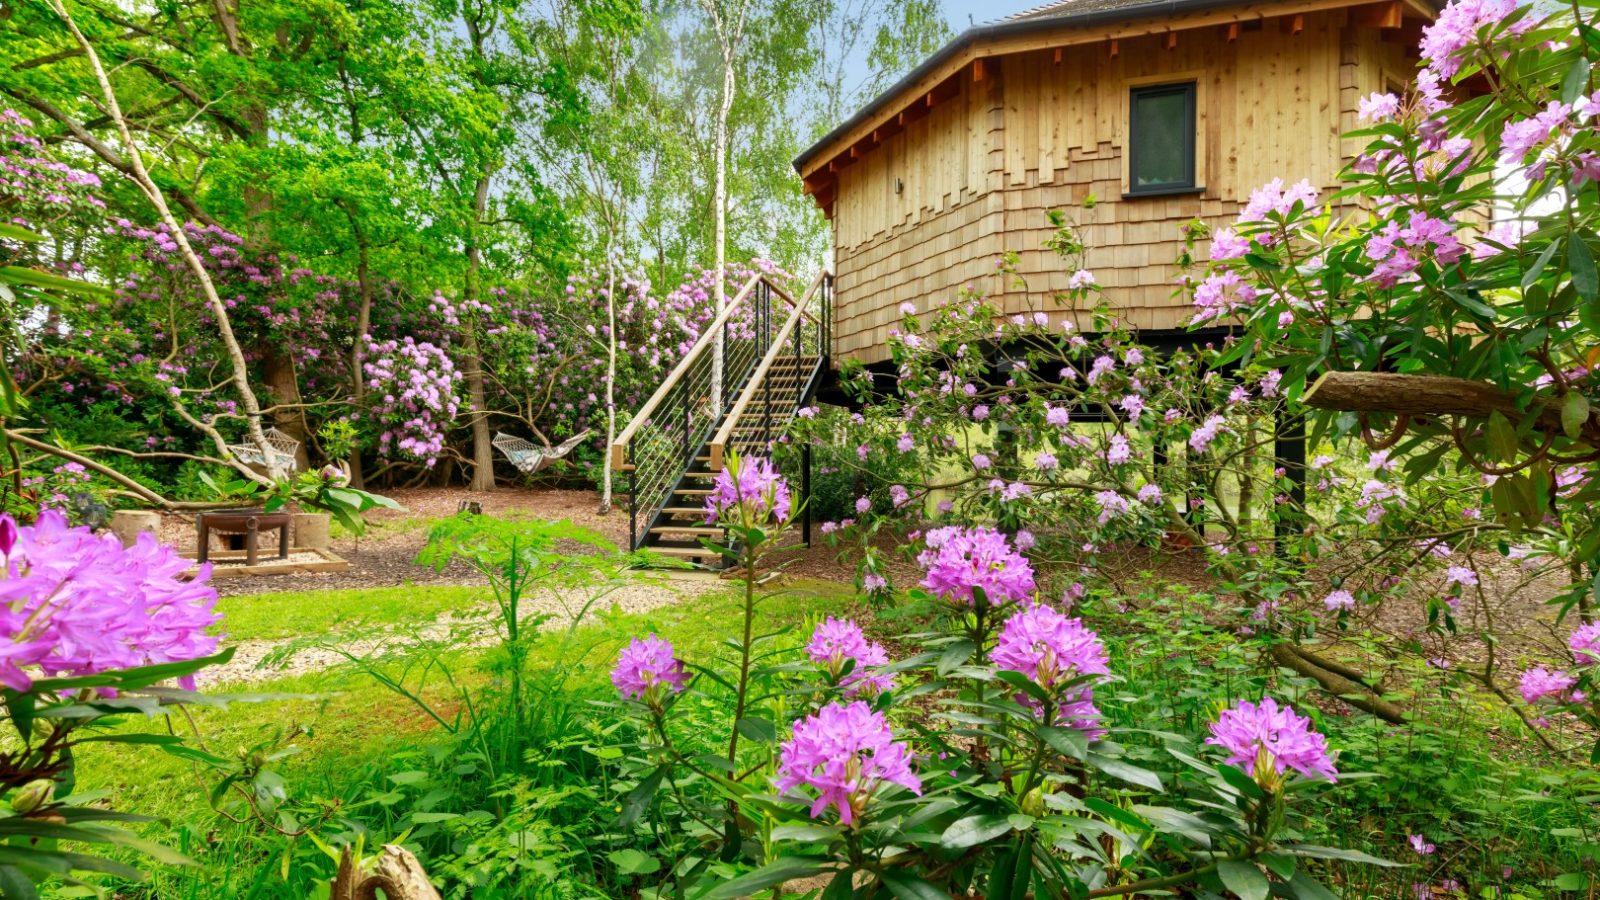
[[942, 0, 1005, 29]]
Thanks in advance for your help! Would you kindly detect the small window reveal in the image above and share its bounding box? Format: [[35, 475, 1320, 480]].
[[1128, 82, 1197, 195]]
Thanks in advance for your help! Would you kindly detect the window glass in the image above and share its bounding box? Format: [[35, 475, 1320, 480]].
[[1129, 84, 1196, 193]]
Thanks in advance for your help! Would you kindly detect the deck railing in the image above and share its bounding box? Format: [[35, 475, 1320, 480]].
[[610, 273, 802, 550]]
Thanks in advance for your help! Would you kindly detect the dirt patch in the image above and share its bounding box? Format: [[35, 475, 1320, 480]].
[[154, 486, 628, 597]]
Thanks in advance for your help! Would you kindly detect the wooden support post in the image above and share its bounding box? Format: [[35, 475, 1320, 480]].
[[1108, 38, 1118, 58], [1281, 13, 1304, 34], [972, 58, 985, 82], [1053, 47, 1063, 64], [1223, 22, 1239, 42], [1273, 408, 1307, 551], [1164, 31, 1178, 50], [1354, 0, 1403, 28]]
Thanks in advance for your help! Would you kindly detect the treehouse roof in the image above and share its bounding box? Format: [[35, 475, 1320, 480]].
[[793, 0, 1441, 184]]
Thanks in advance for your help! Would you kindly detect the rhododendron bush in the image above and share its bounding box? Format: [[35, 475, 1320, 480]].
[[0, 512, 242, 891], [590, 457, 1384, 898]]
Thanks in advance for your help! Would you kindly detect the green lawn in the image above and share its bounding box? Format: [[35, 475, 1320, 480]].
[[74, 576, 854, 845], [215, 584, 491, 642]]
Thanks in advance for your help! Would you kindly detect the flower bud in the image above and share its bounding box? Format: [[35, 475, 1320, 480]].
[[0, 517, 15, 557], [1020, 786, 1046, 818], [10, 780, 55, 814]]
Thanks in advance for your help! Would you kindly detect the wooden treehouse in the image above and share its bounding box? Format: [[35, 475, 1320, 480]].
[[611, 0, 1441, 561], [796, 0, 1440, 367]]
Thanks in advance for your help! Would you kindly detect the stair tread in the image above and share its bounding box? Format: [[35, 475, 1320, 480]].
[[649, 526, 725, 536], [645, 546, 721, 558]]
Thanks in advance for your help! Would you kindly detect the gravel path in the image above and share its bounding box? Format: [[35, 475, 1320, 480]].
[[199, 570, 726, 687]]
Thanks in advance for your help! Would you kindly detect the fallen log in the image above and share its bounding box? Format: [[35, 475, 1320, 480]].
[[1300, 371, 1600, 446], [1270, 643, 1407, 724], [331, 845, 442, 900]]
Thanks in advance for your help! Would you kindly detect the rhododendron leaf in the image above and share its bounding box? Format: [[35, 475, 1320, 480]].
[[1215, 764, 1266, 800], [0, 865, 36, 900], [1562, 392, 1590, 440], [1037, 726, 1088, 761], [940, 814, 1015, 849], [1261, 852, 1296, 880], [1282, 844, 1401, 866], [1217, 860, 1269, 900], [1284, 873, 1340, 900], [1085, 753, 1162, 792], [1570, 235, 1599, 304], [935, 641, 976, 675], [771, 824, 844, 843], [735, 717, 776, 744], [821, 870, 854, 900], [617, 764, 666, 827], [1130, 804, 1215, 845], [699, 856, 832, 899], [878, 869, 950, 900]]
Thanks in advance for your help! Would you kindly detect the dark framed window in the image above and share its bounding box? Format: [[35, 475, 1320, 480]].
[[1127, 82, 1198, 195]]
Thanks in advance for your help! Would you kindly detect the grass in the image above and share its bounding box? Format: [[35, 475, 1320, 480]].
[[214, 584, 491, 642], [70, 575, 852, 863]]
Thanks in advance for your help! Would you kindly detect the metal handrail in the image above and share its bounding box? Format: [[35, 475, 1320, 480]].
[[609, 273, 764, 471], [707, 271, 828, 470]]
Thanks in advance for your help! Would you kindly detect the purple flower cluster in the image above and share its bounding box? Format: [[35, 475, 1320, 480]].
[[774, 701, 921, 826], [1206, 697, 1339, 783], [1419, 0, 1526, 78], [611, 634, 689, 703], [363, 337, 462, 465], [992, 604, 1110, 735], [1518, 666, 1578, 706], [703, 456, 792, 526], [0, 512, 221, 691], [807, 617, 895, 696], [918, 526, 1036, 607], [1570, 622, 1600, 665]]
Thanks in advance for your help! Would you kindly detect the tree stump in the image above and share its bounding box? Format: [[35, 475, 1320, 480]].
[[293, 512, 331, 550], [109, 510, 161, 548], [330, 845, 441, 900]]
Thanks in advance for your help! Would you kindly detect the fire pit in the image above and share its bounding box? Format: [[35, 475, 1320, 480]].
[[196, 509, 292, 566]]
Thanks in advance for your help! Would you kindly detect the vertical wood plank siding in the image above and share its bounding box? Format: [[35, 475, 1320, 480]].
[[831, 10, 1412, 365]]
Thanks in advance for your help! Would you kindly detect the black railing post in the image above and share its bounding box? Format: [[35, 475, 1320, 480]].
[[802, 444, 812, 547], [681, 381, 691, 468]]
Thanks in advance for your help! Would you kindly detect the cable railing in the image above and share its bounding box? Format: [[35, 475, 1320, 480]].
[[610, 273, 798, 550], [708, 271, 830, 471]]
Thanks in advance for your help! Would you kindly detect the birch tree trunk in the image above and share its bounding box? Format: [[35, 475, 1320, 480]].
[[463, 163, 499, 492], [702, 0, 747, 416], [52, 0, 282, 483]]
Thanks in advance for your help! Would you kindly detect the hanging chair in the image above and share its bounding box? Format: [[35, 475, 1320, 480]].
[[228, 427, 301, 473], [493, 429, 591, 474]]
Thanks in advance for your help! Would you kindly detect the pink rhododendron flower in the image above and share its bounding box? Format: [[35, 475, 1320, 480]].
[[1519, 666, 1578, 705], [1045, 406, 1070, 427], [1421, 0, 1526, 78], [807, 617, 894, 696], [0, 512, 221, 691], [992, 603, 1110, 736], [1570, 622, 1600, 665], [1067, 269, 1096, 289], [774, 701, 921, 826], [918, 526, 1035, 606], [1191, 271, 1259, 324], [1445, 566, 1478, 587], [1323, 590, 1356, 612], [1239, 177, 1318, 223], [1137, 483, 1163, 505], [1209, 228, 1249, 261], [1189, 415, 1228, 453], [1359, 91, 1401, 122], [1409, 834, 1437, 856], [1206, 697, 1338, 782], [612, 634, 688, 702], [705, 456, 792, 525], [1094, 490, 1130, 525]]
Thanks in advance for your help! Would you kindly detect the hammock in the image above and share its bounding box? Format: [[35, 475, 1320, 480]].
[[227, 427, 301, 473], [493, 429, 591, 474]]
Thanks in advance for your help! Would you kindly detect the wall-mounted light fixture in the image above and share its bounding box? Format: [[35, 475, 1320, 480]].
[[894, 177, 903, 195]]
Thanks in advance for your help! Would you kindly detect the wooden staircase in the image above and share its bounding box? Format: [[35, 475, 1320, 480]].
[[610, 271, 832, 565]]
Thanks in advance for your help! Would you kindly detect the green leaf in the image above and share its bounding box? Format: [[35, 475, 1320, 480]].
[[735, 717, 777, 744], [618, 765, 666, 827], [1562, 56, 1592, 104], [1282, 844, 1402, 867], [1086, 753, 1163, 792], [0, 223, 43, 243], [1217, 860, 1269, 900], [1563, 392, 1590, 439], [940, 814, 1015, 849], [1486, 410, 1518, 462], [822, 870, 854, 900], [0, 266, 106, 295], [1284, 873, 1340, 900], [608, 848, 661, 876], [1038, 726, 1088, 760], [698, 857, 832, 899], [878, 869, 951, 900], [1571, 235, 1599, 303]]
